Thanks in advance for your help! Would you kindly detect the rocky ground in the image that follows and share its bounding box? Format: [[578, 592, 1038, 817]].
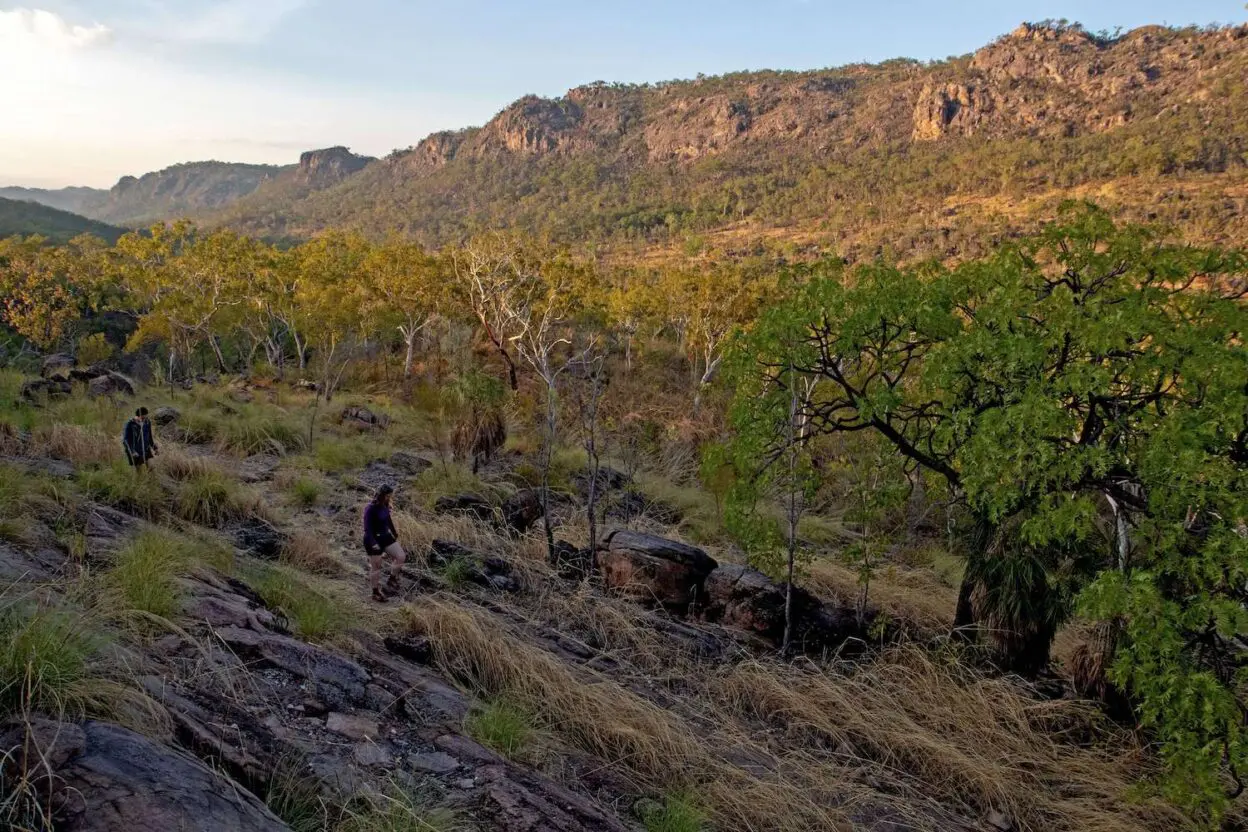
[[0, 370, 1196, 832]]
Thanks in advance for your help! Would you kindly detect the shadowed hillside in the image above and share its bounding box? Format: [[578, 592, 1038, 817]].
[[0, 197, 124, 243]]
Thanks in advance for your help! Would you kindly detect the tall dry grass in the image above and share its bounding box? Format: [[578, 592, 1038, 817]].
[[405, 593, 1205, 832]]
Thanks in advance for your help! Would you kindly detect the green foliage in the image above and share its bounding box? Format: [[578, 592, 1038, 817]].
[[725, 204, 1248, 816], [465, 699, 532, 759], [288, 476, 323, 508], [174, 467, 260, 526], [247, 565, 346, 641], [75, 332, 114, 365], [338, 781, 469, 832], [103, 530, 190, 621], [0, 602, 102, 717], [441, 557, 475, 589], [77, 462, 171, 519], [640, 793, 706, 832]]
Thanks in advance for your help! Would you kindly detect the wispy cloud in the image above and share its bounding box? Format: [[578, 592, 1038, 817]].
[[133, 0, 308, 45], [0, 7, 111, 50]]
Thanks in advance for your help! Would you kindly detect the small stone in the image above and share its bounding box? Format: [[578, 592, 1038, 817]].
[[408, 751, 460, 774], [326, 712, 380, 740], [455, 778, 476, 790], [353, 742, 393, 767]]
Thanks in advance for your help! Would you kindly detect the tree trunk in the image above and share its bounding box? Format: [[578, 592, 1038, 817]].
[[782, 367, 800, 655], [541, 381, 558, 562], [951, 515, 995, 642]]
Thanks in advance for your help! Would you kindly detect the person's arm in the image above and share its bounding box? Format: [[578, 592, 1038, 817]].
[[386, 509, 398, 541], [148, 422, 158, 452]]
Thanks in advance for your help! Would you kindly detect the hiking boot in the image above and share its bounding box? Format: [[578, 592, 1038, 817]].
[[385, 574, 401, 594], [372, 588, 388, 603]]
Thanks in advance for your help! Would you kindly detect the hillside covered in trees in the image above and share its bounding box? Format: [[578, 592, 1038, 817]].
[[201, 21, 1248, 260], [0, 197, 123, 244]]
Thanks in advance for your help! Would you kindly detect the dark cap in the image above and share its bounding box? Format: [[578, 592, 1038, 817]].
[[376, 484, 395, 499], [136, 407, 149, 417]]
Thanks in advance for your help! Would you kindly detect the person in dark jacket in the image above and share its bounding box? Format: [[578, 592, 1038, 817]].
[[122, 407, 158, 473], [363, 484, 406, 602]]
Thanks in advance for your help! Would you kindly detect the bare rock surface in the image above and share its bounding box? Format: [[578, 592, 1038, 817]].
[[597, 529, 718, 612], [49, 720, 287, 832]]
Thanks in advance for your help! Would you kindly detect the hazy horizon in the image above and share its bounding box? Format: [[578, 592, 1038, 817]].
[[3, 0, 1245, 189]]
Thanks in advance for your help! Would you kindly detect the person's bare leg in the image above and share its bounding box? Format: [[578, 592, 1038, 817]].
[[369, 555, 385, 600], [384, 543, 406, 592]]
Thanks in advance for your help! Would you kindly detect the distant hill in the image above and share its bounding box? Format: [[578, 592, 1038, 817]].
[[2, 162, 292, 229], [0, 197, 124, 243], [0, 185, 106, 216], [206, 21, 1248, 261]]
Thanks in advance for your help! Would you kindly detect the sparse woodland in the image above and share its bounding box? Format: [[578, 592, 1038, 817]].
[[0, 196, 1245, 832]]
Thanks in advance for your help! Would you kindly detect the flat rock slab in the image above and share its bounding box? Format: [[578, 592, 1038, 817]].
[[352, 741, 393, 767], [54, 721, 287, 832], [409, 751, 460, 774], [326, 712, 380, 741], [216, 625, 370, 709]]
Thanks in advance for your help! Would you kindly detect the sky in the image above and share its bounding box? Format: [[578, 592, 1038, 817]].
[[2, 1, 1245, 188]]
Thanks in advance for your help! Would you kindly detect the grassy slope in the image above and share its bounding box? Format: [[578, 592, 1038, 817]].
[[1, 369, 1230, 831]]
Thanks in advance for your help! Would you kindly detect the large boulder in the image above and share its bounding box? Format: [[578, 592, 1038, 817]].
[[231, 517, 289, 560], [597, 530, 718, 613], [87, 371, 137, 398], [340, 405, 390, 431], [0, 719, 288, 832], [21, 378, 72, 404], [702, 562, 881, 652], [153, 406, 181, 426], [388, 450, 433, 476], [434, 493, 494, 522], [501, 489, 544, 533], [40, 353, 76, 379]]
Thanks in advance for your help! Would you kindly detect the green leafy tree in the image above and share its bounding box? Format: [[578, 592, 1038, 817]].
[[726, 204, 1247, 815]]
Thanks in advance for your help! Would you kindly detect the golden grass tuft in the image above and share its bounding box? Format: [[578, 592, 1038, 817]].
[[30, 423, 118, 467], [280, 530, 344, 577]]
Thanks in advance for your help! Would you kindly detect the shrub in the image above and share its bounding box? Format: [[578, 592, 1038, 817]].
[[248, 566, 346, 641], [289, 477, 323, 508], [441, 557, 475, 588], [75, 333, 114, 365], [0, 603, 102, 717], [464, 699, 532, 759], [103, 530, 187, 621], [641, 793, 706, 832], [77, 462, 170, 519], [281, 530, 342, 577], [174, 468, 263, 526]]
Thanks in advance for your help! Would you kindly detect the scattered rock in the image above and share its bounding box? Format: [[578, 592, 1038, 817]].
[[215, 626, 370, 709], [353, 741, 393, 767], [986, 810, 1014, 832], [231, 517, 288, 559], [573, 465, 631, 497], [435, 734, 504, 765], [22, 378, 72, 404], [597, 530, 718, 613], [383, 634, 432, 665], [326, 712, 380, 741], [237, 455, 280, 484], [51, 721, 287, 832], [604, 489, 682, 525], [388, 451, 433, 476], [550, 539, 593, 578], [340, 405, 390, 431], [434, 493, 493, 522], [428, 540, 519, 592], [408, 751, 459, 774], [153, 405, 181, 426], [502, 489, 545, 533]]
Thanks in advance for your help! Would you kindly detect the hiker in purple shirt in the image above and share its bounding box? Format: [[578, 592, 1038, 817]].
[[363, 484, 406, 602]]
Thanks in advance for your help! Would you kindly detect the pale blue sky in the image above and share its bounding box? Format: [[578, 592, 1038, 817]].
[[2, 1, 1244, 187]]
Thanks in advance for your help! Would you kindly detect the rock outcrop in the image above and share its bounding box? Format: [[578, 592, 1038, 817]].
[[597, 530, 718, 613], [292, 147, 374, 188], [1, 718, 288, 832]]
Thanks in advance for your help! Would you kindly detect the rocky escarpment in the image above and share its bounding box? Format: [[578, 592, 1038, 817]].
[[291, 147, 375, 187], [205, 20, 1248, 246]]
